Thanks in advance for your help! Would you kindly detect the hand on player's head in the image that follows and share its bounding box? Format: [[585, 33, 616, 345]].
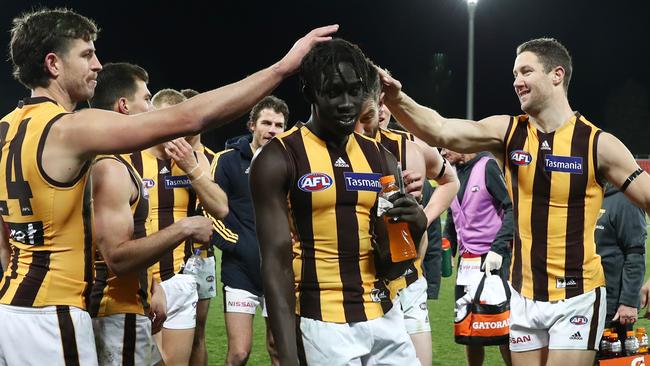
[[277, 24, 339, 76]]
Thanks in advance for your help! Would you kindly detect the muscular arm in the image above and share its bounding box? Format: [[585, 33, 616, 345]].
[[165, 139, 229, 219], [598, 132, 650, 214], [250, 140, 297, 366], [378, 67, 509, 157], [413, 138, 459, 225], [92, 159, 211, 276], [42, 26, 339, 183], [484, 160, 514, 257]]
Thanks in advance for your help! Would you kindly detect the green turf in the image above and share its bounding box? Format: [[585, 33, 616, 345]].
[[205, 225, 650, 365]]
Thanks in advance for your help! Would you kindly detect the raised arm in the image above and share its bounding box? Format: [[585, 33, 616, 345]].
[[598, 132, 650, 214], [413, 138, 459, 225], [249, 140, 297, 366], [378, 67, 510, 155], [63, 26, 338, 158], [164, 138, 229, 219], [92, 159, 213, 276]]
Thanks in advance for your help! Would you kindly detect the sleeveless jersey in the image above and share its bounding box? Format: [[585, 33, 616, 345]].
[[504, 113, 605, 301], [89, 155, 151, 317], [376, 128, 424, 293], [276, 126, 393, 323], [0, 97, 93, 309]]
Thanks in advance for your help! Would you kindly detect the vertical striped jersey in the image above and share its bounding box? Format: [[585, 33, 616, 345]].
[[374, 128, 425, 293], [89, 155, 151, 317], [276, 126, 393, 323], [0, 97, 93, 309], [504, 113, 605, 301], [123, 150, 197, 282]]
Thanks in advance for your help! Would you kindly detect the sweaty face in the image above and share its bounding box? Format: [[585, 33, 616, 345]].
[[125, 79, 152, 115], [512, 51, 555, 115], [251, 108, 285, 149], [313, 62, 364, 138], [356, 97, 380, 138], [59, 38, 102, 102], [378, 93, 392, 129]]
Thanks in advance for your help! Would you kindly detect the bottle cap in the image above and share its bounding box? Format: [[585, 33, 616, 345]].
[[379, 175, 396, 185], [611, 334, 619, 340], [637, 327, 646, 333], [194, 248, 202, 255], [604, 330, 611, 336], [628, 331, 635, 337], [441, 237, 451, 249]]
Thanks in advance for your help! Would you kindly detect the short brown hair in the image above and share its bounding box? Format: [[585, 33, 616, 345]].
[[248, 96, 289, 125], [180, 89, 199, 99], [89, 62, 149, 110], [152, 88, 186, 108], [517, 38, 573, 92], [10, 8, 99, 89]]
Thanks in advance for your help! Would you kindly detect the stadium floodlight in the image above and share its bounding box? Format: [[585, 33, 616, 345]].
[[465, 0, 478, 119]]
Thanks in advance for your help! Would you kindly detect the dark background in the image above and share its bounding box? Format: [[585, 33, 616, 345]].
[[1, 0, 648, 154]]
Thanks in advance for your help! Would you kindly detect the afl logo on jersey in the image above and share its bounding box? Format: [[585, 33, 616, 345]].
[[143, 179, 155, 189], [298, 172, 333, 192], [510, 150, 532, 166]]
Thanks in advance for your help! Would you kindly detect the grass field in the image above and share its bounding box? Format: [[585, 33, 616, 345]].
[[204, 226, 650, 365]]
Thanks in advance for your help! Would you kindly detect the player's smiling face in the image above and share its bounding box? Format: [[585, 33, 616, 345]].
[[313, 61, 364, 139]]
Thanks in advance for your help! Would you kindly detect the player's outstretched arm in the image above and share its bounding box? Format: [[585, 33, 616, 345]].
[[250, 140, 298, 366], [378, 67, 509, 155], [92, 159, 213, 276], [58, 25, 339, 159]]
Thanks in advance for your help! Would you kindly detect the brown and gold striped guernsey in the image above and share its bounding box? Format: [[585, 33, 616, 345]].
[[123, 146, 213, 282], [375, 128, 424, 294], [89, 155, 152, 317], [123, 150, 196, 282], [0, 97, 93, 309], [504, 113, 605, 301], [184, 146, 216, 260], [276, 126, 393, 323]]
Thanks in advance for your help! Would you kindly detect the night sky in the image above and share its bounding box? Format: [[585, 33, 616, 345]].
[[1, 0, 648, 154]]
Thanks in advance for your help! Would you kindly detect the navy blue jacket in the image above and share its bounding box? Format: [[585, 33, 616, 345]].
[[211, 136, 263, 296]]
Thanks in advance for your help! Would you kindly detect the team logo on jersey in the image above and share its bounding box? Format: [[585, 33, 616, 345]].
[[164, 175, 191, 189], [298, 173, 333, 192], [510, 150, 532, 166], [143, 179, 155, 189], [544, 155, 583, 174], [570, 316, 588, 325], [370, 287, 389, 302], [8, 221, 44, 246], [344, 172, 382, 192], [556, 276, 577, 289]]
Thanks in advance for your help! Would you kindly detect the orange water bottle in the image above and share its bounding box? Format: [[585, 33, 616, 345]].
[[637, 327, 648, 354], [378, 175, 417, 262]]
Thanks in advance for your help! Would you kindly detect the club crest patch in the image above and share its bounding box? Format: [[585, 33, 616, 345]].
[[544, 155, 583, 174], [510, 150, 532, 166], [344, 172, 382, 192], [298, 172, 333, 192], [143, 178, 155, 189]]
